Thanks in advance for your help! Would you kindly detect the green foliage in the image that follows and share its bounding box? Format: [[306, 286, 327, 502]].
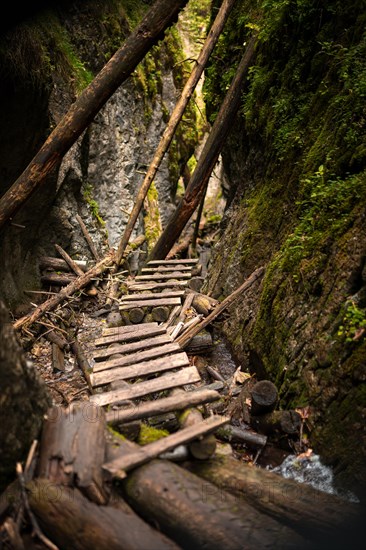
[[337, 302, 366, 343]]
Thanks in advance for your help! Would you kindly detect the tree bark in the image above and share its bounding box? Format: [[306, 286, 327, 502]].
[[0, 300, 51, 491], [122, 459, 306, 549], [0, 0, 189, 231], [148, 35, 257, 260], [115, 0, 237, 266], [185, 456, 366, 543], [28, 479, 179, 550]]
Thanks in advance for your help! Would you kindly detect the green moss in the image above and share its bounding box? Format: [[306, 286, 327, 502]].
[[107, 425, 126, 441], [83, 182, 107, 230], [138, 423, 169, 445], [143, 181, 162, 252]]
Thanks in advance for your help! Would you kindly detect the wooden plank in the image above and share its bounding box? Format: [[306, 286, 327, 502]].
[[90, 352, 190, 387], [127, 281, 189, 291], [96, 326, 166, 346], [103, 415, 229, 477], [119, 297, 181, 310], [90, 366, 201, 407], [141, 266, 192, 273], [106, 388, 221, 424], [147, 259, 198, 265], [93, 342, 182, 373], [102, 322, 158, 335], [93, 334, 173, 361], [120, 291, 185, 301], [135, 273, 191, 281]]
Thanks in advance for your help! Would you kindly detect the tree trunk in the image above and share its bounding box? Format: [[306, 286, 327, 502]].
[[114, 0, 237, 266], [148, 35, 257, 260], [28, 479, 179, 550], [122, 459, 306, 549], [0, 300, 51, 491], [0, 0, 189, 231], [185, 456, 366, 544]]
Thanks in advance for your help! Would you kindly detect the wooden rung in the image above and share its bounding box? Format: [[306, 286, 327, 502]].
[[93, 333, 173, 361], [147, 259, 198, 265], [90, 366, 201, 407], [127, 281, 189, 291], [134, 273, 191, 281], [141, 266, 192, 273], [119, 297, 182, 310], [120, 291, 185, 301], [90, 352, 190, 387], [102, 322, 158, 335], [103, 415, 229, 477], [106, 388, 221, 424], [93, 342, 182, 373], [96, 326, 166, 346]]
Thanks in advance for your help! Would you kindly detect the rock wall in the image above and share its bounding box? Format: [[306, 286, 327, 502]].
[[204, 0, 366, 499], [0, 0, 199, 309]]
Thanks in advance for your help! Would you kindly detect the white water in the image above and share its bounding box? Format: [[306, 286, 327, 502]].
[[272, 453, 359, 503]]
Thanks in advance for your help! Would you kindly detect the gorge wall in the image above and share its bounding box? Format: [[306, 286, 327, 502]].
[[204, 0, 366, 498]]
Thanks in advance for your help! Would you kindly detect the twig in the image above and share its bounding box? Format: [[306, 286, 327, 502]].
[[75, 214, 100, 261], [24, 440, 38, 480], [16, 463, 59, 550]]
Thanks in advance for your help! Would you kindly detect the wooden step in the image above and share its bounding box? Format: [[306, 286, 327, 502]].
[[141, 266, 192, 274], [102, 322, 158, 336], [90, 352, 190, 387], [90, 366, 201, 407], [135, 273, 191, 281], [103, 415, 229, 478], [96, 325, 166, 346], [147, 259, 198, 265], [119, 297, 182, 310], [106, 388, 221, 425], [120, 291, 185, 302], [127, 281, 189, 291], [93, 342, 182, 373], [93, 333, 173, 361]]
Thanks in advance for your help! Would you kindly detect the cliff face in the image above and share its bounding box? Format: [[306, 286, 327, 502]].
[[0, 0, 199, 308], [205, 0, 366, 497]]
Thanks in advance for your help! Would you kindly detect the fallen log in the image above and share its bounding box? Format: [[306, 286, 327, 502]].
[[216, 424, 267, 450], [0, 0, 190, 231], [177, 266, 265, 348], [148, 35, 257, 261], [122, 459, 307, 549], [39, 257, 87, 272], [185, 456, 366, 543], [114, 0, 237, 266], [13, 251, 115, 331], [28, 479, 179, 550], [250, 380, 278, 415], [70, 339, 93, 393], [37, 404, 106, 504], [41, 272, 76, 286]]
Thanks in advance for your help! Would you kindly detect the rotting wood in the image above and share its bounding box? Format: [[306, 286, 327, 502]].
[[250, 410, 302, 436], [0, 0, 190, 232], [75, 214, 100, 261], [174, 389, 216, 460], [103, 416, 229, 477], [149, 35, 257, 261], [119, 297, 181, 309], [93, 333, 173, 361], [43, 329, 68, 350], [102, 322, 158, 336], [250, 380, 278, 415], [27, 479, 179, 550], [14, 251, 115, 331], [106, 388, 220, 425], [216, 424, 267, 449], [90, 352, 190, 387], [54, 244, 84, 277], [141, 266, 192, 273], [178, 292, 195, 321], [96, 325, 166, 346], [127, 307, 145, 324], [121, 459, 306, 549], [37, 404, 106, 504], [165, 305, 182, 328], [147, 259, 198, 265], [39, 257, 87, 272], [114, 0, 237, 266], [151, 305, 170, 322], [185, 456, 366, 543], [90, 366, 201, 407], [41, 272, 76, 286], [51, 344, 65, 373], [93, 342, 182, 373], [177, 266, 265, 347], [186, 331, 214, 354], [70, 339, 93, 393]]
